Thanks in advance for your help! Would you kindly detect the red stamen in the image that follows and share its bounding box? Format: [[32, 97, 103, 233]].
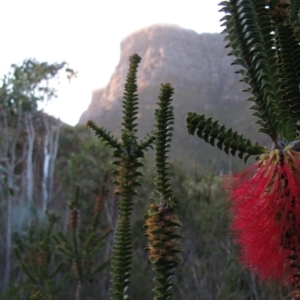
[[226, 149, 300, 285]]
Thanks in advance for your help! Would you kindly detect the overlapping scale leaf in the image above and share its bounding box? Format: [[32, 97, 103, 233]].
[[219, 0, 285, 140], [153, 83, 175, 206], [144, 205, 183, 300], [88, 54, 154, 300], [121, 54, 141, 134], [138, 134, 155, 152], [111, 219, 132, 300], [274, 24, 300, 140], [87, 121, 120, 150], [220, 0, 275, 137], [145, 83, 183, 300], [289, 0, 300, 27], [187, 112, 266, 162]]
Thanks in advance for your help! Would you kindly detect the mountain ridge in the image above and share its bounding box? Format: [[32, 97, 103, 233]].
[[79, 24, 267, 171]]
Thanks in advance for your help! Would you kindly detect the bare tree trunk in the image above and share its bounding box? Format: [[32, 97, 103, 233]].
[[3, 193, 12, 290], [47, 119, 60, 204], [25, 113, 35, 203], [42, 118, 50, 211], [41, 115, 61, 211]]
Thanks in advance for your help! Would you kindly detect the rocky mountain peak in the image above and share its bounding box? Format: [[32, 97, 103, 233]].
[[79, 24, 264, 170]]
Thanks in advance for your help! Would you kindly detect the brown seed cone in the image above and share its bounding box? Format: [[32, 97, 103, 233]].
[[69, 208, 79, 228], [165, 255, 176, 262], [94, 195, 104, 213], [37, 251, 47, 267], [162, 213, 179, 222], [28, 249, 36, 264], [145, 205, 182, 263]]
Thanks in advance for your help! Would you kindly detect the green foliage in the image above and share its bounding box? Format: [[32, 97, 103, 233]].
[[173, 167, 287, 300], [121, 54, 141, 133], [29, 290, 48, 300], [11, 2, 300, 297], [53, 187, 111, 299], [275, 22, 300, 139], [184, 2, 300, 298], [86, 121, 121, 150], [14, 211, 67, 298], [130, 161, 287, 299], [289, 0, 300, 27], [152, 83, 176, 205], [138, 134, 155, 152], [0, 59, 66, 114], [187, 0, 300, 159], [12, 187, 110, 300], [0, 59, 67, 204], [144, 83, 183, 300], [220, 0, 283, 139], [87, 54, 154, 300], [58, 125, 112, 202], [219, 0, 300, 142], [187, 112, 267, 162], [9, 128, 289, 299]]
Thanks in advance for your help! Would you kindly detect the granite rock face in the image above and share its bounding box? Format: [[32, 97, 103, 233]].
[[79, 24, 265, 171]]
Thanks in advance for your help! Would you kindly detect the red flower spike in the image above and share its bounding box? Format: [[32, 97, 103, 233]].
[[226, 148, 300, 286]]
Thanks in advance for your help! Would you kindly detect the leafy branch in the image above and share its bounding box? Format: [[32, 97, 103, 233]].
[[87, 54, 154, 300], [53, 186, 111, 300], [187, 112, 266, 162], [144, 83, 183, 300]]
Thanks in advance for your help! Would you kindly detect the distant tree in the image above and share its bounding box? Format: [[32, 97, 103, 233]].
[[0, 59, 66, 291]]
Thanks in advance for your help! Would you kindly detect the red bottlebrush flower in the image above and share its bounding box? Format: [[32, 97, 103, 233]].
[[226, 148, 300, 286]]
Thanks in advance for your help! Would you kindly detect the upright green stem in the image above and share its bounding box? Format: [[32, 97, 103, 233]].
[[144, 83, 183, 300], [87, 54, 154, 299]]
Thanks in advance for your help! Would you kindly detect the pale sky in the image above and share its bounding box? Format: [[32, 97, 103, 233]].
[[1, 0, 224, 125]]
